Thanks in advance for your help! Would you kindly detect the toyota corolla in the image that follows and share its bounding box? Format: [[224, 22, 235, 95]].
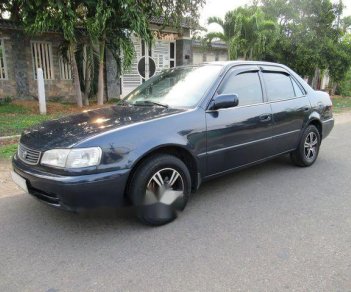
[[12, 61, 334, 225]]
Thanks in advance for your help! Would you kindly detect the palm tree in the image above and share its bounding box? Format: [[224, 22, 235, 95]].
[[206, 7, 278, 60]]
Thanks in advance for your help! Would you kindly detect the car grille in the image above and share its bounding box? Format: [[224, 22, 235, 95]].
[[18, 143, 41, 165]]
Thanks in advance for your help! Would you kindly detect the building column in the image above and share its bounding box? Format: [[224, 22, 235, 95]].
[[176, 38, 193, 66], [105, 48, 120, 99]]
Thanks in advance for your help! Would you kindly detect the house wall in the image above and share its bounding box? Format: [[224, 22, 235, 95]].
[[0, 28, 76, 101], [192, 46, 228, 64], [0, 33, 16, 97]]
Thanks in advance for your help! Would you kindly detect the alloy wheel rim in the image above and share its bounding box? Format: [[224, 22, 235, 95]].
[[304, 132, 318, 161], [144, 168, 184, 207]]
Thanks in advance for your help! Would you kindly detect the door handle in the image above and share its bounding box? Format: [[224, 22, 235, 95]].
[[303, 107, 310, 112], [259, 114, 271, 122]]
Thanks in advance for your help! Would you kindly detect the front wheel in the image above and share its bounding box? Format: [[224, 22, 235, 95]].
[[129, 154, 191, 226], [290, 125, 321, 167]]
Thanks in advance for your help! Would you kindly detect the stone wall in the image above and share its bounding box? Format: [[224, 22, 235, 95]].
[[0, 32, 16, 97], [0, 28, 76, 101]]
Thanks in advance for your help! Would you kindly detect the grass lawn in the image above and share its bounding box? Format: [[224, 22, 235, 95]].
[[0, 100, 112, 137], [0, 100, 112, 159], [0, 101, 76, 137], [332, 96, 351, 113], [0, 143, 17, 160]]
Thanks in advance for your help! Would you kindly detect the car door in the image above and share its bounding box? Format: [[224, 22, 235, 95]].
[[261, 67, 311, 154], [205, 66, 273, 176]]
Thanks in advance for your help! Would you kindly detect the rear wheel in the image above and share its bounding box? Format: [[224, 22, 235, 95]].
[[290, 125, 320, 167], [129, 154, 191, 226]]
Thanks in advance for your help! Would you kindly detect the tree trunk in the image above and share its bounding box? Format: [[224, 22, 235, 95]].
[[83, 69, 91, 106], [249, 47, 253, 60], [315, 68, 321, 90], [97, 37, 106, 105], [83, 46, 91, 106], [307, 75, 313, 86], [69, 43, 83, 108], [330, 81, 337, 96]]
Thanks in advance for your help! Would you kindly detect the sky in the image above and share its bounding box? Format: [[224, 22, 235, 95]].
[[199, 0, 351, 33]]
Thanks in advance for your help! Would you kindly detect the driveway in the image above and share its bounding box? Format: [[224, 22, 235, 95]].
[[1, 114, 351, 291]]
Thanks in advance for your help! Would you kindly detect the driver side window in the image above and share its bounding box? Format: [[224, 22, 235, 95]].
[[219, 72, 263, 107]]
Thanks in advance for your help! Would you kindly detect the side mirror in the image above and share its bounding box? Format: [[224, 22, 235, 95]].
[[209, 94, 239, 110]]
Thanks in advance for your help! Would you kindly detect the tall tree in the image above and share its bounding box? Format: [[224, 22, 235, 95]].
[[206, 6, 278, 60], [84, 0, 205, 105], [260, 0, 351, 86]]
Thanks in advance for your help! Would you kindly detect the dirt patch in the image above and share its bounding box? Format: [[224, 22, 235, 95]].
[[335, 112, 351, 125], [0, 160, 23, 197], [0, 138, 20, 146]]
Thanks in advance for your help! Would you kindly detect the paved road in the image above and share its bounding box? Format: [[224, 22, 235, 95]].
[[1, 119, 351, 291]]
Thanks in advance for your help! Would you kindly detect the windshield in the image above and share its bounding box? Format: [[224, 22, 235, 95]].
[[124, 65, 223, 108]]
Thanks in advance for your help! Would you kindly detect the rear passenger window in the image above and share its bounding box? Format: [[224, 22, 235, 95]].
[[263, 72, 295, 101], [291, 78, 305, 97], [219, 72, 263, 106]]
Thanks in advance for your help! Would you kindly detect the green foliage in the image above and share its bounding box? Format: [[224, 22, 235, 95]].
[[0, 112, 56, 136], [0, 102, 28, 114], [206, 6, 278, 60], [260, 0, 351, 81], [337, 69, 351, 96], [204, 0, 351, 86], [332, 96, 351, 112], [0, 143, 18, 160], [0, 96, 13, 105]]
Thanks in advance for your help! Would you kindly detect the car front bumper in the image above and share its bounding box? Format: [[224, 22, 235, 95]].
[[12, 155, 131, 211]]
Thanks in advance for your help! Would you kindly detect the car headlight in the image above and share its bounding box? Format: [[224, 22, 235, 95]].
[[41, 147, 102, 168]]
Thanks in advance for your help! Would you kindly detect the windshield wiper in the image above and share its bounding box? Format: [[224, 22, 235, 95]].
[[134, 100, 168, 108]]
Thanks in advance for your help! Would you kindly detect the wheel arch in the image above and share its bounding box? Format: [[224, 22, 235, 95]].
[[307, 118, 323, 140], [124, 144, 200, 200]]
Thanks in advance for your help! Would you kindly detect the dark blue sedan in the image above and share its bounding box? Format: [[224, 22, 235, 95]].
[[12, 61, 334, 225]]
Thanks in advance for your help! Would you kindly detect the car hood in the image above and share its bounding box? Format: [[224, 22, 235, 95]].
[[20, 105, 185, 151]]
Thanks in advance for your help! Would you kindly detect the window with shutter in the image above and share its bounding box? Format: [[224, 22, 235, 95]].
[[31, 41, 54, 80], [0, 39, 8, 80], [59, 53, 72, 80]]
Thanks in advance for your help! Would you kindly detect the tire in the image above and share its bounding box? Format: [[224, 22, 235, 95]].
[[129, 154, 191, 226], [290, 125, 321, 167]]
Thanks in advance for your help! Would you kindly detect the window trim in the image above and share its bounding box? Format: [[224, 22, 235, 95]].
[[261, 70, 299, 102], [31, 41, 55, 80], [0, 38, 8, 80], [213, 66, 265, 108], [261, 65, 307, 99], [290, 75, 307, 97]]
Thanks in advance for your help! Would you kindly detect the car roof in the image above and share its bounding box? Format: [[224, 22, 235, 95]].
[[203, 60, 287, 68]]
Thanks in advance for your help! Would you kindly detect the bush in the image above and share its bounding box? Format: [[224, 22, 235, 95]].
[[0, 96, 13, 105], [337, 70, 351, 97]]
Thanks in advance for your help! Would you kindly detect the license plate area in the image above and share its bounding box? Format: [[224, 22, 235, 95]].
[[11, 171, 28, 193]]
